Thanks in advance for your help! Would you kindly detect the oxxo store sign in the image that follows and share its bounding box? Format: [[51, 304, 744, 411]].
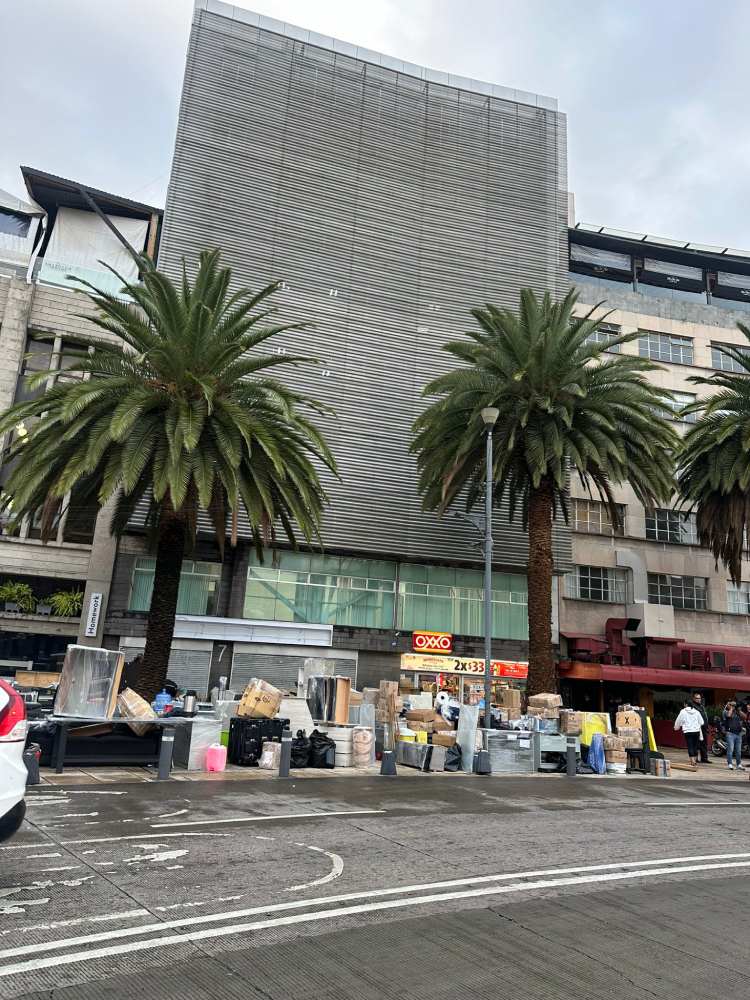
[[412, 630, 453, 654], [401, 652, 528, 679]]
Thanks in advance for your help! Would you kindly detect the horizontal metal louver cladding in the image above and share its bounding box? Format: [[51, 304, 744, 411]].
[[570, 244, 631, 270], [158, 5, 572, 573], [230, 647, 357, 694]]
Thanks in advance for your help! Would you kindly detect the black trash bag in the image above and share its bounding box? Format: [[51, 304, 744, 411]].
[[291, 729, 311, 768], [308, 729, 336, 769], [443, 743, 462, 772]]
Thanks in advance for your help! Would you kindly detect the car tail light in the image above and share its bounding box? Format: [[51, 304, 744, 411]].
[[0, 678, 27, 742]]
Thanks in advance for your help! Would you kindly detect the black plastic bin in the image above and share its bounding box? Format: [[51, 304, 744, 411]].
[[24, 743, 41, 785], [228, 717, 288, 766]]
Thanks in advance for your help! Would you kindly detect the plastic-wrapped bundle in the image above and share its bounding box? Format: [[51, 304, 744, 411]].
[[307, 675, 332, 721], [258, 741, 282, 769], [588, 732, 606, 775], [352, 726, 375, 768]]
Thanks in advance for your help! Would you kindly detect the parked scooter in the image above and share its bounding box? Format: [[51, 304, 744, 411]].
[[710, 716, 750, 758]]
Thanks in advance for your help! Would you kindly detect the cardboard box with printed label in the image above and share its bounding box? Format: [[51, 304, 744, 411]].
[[560, 710, 584, 735], [528, 693, 563, 710], [431, 731, 457, 747], [604, 734, 626, 751], [605, 749, 627, 763], [497, 689, 522, 710], [617, 726, 643, 749], [616, 710, 641, 730]]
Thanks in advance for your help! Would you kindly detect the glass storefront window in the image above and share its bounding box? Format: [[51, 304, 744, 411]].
[[129, 558, 222, 615], [397, 564, 527, 640], [243, 552, 528, 639], [245, 552, 397, 628]]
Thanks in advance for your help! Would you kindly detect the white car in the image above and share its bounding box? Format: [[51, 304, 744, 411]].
[[0, 678, 28, 841]]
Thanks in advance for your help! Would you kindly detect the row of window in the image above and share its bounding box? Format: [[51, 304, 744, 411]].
[[585, 324, 750, 374], [572, 499, 698, 545], [565, 566, 750, 613], [128, 553, 530, 640]]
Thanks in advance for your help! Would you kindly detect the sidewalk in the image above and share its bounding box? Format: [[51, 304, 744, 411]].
[[34, 747, 750, 785]]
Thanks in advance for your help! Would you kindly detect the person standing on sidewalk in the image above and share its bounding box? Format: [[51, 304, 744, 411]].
[[691, 692, 710, 764], [722, 701, 746, 771], [674, 700, 705, 767]]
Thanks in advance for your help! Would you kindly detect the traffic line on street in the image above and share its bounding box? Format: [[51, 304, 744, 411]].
[[59, 831, 230, 846], [286, 846, 344, 892], [2, 850, 749, 967], [2, 856, 749, 978], [150, 808, 386, 828], [640, 800, 750, 806]]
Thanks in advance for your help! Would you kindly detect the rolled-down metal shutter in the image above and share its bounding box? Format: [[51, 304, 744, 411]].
[[164, 649, 212, 698], [230, 648, 357, 695]]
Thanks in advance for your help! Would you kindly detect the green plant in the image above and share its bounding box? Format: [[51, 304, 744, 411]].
[[49, 588, 84, 617], [411, 288, 678, 695], [0, 580, 37, 613], [678, 325, 750, 584], [0, 250, 335, 701]]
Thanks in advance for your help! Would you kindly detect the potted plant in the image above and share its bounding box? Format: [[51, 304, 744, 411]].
[[49, 588, 84, 618], [0, 580, 37, 613], [36, 599, 52, 616]]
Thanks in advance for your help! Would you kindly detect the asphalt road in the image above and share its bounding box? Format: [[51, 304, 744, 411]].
[[2, 773, 750, 998]]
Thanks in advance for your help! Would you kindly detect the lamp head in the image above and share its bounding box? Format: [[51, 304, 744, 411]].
[[480, 406, 499, 427]]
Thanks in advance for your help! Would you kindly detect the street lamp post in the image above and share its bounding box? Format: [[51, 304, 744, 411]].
[[480, 406, 499, 735]]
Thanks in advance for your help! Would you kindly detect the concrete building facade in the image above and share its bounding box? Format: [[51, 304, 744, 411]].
[[563, 225, 750, 717]]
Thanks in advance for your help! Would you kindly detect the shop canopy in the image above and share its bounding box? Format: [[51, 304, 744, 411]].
[[560, 660, 750, 692]]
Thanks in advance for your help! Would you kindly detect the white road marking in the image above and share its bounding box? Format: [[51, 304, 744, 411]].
[[25, 800, 69, 807], [286, 846, 344, 892], [25, 854, 61, 860], [122, 849, 188, 865], [3, 911, 148, 938], [35, 867, 81, 873], [60, 831, 229, 846], [41, 812, 98, 821], [2, 850, 746, 962], [0, 844, 48, 852], [64, 791, 127, 796], [150, 808, 386, 828], [0, 900, 50, 916], [641, 800, 750, 806], [2, 857, 748, 976], [155, 895, 243, 913], [156, 809, 189, 819]]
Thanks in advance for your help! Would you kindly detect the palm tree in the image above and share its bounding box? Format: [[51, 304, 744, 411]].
[[0, 251, 336, 701], [677, 327, 750, 586], [411, 288, 677, 695]]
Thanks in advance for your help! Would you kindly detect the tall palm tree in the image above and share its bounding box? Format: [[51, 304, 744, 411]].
[[0, 251, 336, 700], [411, 288, 677, 695], [677, 326, 750, 586]]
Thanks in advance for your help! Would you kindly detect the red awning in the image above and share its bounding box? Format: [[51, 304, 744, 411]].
[[559, 660, 750, 691]]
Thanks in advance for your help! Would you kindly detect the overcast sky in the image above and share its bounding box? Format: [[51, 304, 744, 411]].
[[3, 0, 749, 248]]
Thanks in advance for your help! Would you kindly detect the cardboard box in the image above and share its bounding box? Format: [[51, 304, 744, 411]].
[[617, 725, 643, 749], [497, 689, 522, 710], [406, 709, 435, 723], [604, 734, 625, 751], [237, 678, 283, 720], [616, 710, 641, 730], [431, 731, 457, 747], [527, 707, 560, 720], [605, 749, 627, 763], [528, 693, 563, 710], [409, 721, 433, 734], [559, 710, 583, 735], [650, 758, 672, 778]]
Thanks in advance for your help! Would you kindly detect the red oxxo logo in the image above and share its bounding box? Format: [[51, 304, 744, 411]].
[[412, 631, 453, 654]]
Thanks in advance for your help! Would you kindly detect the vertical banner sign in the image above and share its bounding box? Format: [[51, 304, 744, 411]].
[[84, 592, 103, 637]]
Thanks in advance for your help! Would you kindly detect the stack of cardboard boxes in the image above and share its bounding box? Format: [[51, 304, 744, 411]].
[[526, 693, 562, 732], [603, 733, 627, 772], [615, 707, 644, 750], [496, 688, 522, 721], [405, 708, 457, 747]]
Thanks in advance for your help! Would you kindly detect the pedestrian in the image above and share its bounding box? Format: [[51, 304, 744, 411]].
[[722, 700, 746, 771], [691, 692, 710, 764], [673, 699, 705, 767]]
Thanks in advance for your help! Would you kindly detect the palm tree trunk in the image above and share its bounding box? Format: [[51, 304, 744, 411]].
[[526, 477, 556, 696], [134, 509, 187, 702]]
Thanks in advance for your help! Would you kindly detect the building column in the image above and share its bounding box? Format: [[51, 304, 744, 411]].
[[0, 279, 34, 414], [77, 495, 119, 646]]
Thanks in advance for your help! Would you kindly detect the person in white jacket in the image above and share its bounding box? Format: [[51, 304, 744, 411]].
[[674, 701, 704, 766]]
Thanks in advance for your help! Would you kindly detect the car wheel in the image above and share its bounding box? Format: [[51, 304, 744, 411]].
[[0, 801, 26, 842]]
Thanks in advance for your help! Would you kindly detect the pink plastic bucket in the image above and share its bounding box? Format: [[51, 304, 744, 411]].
[[205, 743, 227, 772]]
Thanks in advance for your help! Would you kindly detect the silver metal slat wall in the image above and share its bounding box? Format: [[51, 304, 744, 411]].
[[157, 5, 572, 573], [230, 648, 357, 694]]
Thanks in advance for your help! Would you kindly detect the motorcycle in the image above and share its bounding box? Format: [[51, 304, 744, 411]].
[[710, 716, 750, 758]]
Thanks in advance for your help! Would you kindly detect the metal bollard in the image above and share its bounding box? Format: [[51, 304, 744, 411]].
[[380, 749, 397, 775], [566, 734, 577, 778], [278, 727, 292, 778]]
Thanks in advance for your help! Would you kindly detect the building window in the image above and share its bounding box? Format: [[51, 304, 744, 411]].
[[654, 391, 697, 424], [584, 323, 621, 353], [245, 551, 397, 630], [711, 342, 750, 374], [572, 499, 625, 536], [645, 508, 698, 545], [727, 582, 750, 614], [638, 331, 694, 366], [398, 564, 527, 641], [564, 566, 628, 603], [648, 573, 707, 610], [130, 558, 222, 615], [0, 209, 31, 239]]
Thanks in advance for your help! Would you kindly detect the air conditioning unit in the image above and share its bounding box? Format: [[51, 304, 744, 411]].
[[626, 602, 675, 638]]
